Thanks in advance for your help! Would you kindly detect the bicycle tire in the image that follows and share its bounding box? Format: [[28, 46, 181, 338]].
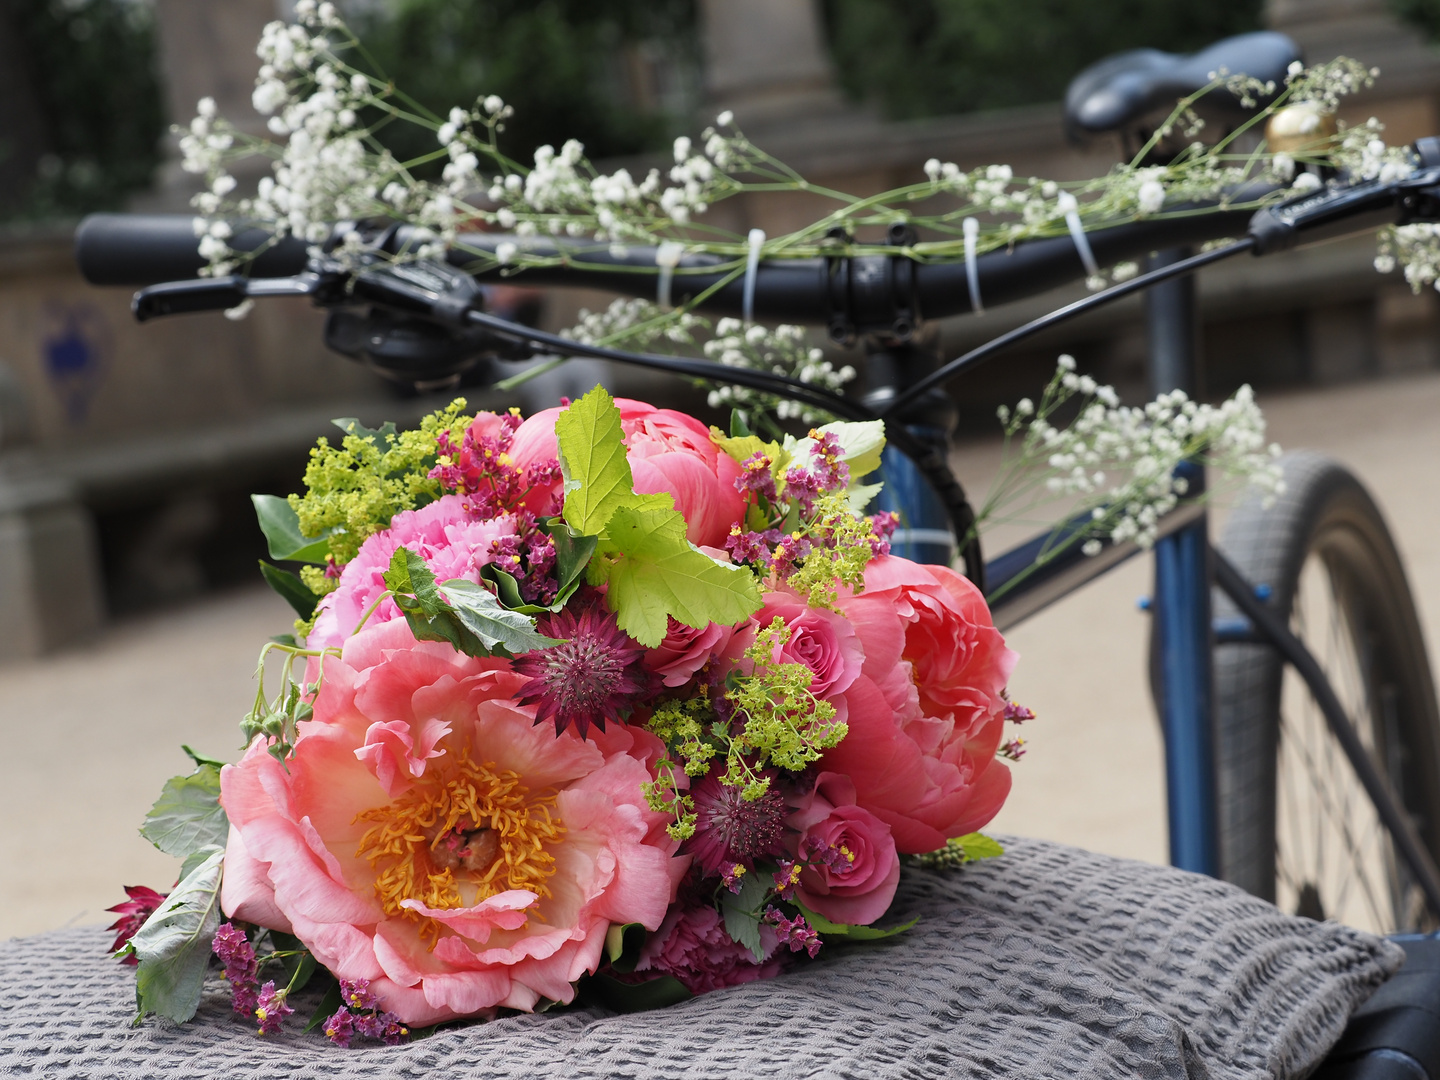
[[1213, 450, 1440, 933]]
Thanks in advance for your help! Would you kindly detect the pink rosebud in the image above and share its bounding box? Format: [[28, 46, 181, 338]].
[[728, 591, 863, 701], [644, 617, 736, 688], [787, 772, 900, 927]]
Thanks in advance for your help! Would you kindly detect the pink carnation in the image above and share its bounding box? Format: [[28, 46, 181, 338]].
[[308, 495, 518, 653], [634, 899, 783, 994], [824, 556, 1019, 854], [787, 772, 900, 926], [220, 618, 688, 1025], [508, 398, 746, 549]]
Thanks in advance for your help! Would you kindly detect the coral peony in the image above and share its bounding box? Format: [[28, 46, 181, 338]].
[[787, 772, 900, 926], [220, 618, 687, 1025], [824, 556, 1018, 853], [308, 494, 518, 652], [507, 398, 745, 548]]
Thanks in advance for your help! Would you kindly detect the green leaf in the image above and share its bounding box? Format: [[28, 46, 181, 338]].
[[179, 844, 224, 882], [140, 764, 229, 859], [600, 506, 762, 647], [550, 521, 598, 598], [269, 930, 318, 994], [729, 408, 753, 438], [584, 973, 692, 1013], [251, 494, 333, 564], [130, 849, 225, 1024], [792, 898, 918, 941], [957, 832, 1005, 862], [304, 974, 343, 1033], [383, 547, 446, 616], [258, 560, 321, 620], [331, 416, 398, 448], [438, 578, 560, 654], [555, 385, 637, 536], [181, 745, 227, 770], [720, 872, 770, 962], [603, 921, 649, 974]]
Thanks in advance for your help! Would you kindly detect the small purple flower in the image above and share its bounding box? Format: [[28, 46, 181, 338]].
[[340, 978, 377, 1011], [772, 860, 802, 901], [355, 1010, 410, 1045], [735, 452, 778, 503], [1003, 699, 1036, 723], [323, 1007, 355, 1048], [721, 862, 748, 894], [763, 906, 823, 957], [999, 737, 1028, 761], [231, 981, 261, 1019], [211, 922, 258, 985], [254, 981, 294, 1036]]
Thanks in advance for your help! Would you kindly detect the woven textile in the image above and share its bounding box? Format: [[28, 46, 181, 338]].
[[0, 836, 1403, 1080]]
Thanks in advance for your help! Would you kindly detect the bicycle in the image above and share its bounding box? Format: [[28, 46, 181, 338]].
[[74, 28, 1440, 1048]]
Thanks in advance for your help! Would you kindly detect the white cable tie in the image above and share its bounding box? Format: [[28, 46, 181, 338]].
[[743, 228, 765, 326], [963, 217, 984, 316], [1058, 191, 1100, 278], [655, 241, 684, 311]]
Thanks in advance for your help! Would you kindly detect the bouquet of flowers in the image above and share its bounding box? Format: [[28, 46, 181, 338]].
[[110, 386, 1027, 1043]]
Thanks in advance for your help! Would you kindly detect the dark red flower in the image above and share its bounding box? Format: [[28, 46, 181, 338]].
[[514, 603, 652, 738], [684, 770, 788, 876], [105, 885, 167, 963]]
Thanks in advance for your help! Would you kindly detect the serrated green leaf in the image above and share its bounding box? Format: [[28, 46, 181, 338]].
[[258, 560, 321, 619], [438, 578, 560, 654], [555, 386, 636, 536], [600, 506, 761, 647], [140, 764, 229, 859], [332, 416, 398, 447], [130, 849, 224, 1024], [957, 832, 1005, 861], [719, 871, 770, 962], [251, 494, 334, 564], [384, 547, 447, 616], [792, 897, 919, 940]]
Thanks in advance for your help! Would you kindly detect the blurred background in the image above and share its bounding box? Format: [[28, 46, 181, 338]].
[[3, 0, 1440, 937]]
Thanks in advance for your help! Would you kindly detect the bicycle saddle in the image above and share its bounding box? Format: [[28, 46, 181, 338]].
[[1064, 31, 1301, 139]]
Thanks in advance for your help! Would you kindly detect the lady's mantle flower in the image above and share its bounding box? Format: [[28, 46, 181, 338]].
[[515, 604, 652, 738], [106, 885, 167, 963]]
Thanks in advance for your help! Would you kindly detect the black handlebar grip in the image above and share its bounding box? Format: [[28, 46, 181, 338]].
[[75, 213, 309, 285]]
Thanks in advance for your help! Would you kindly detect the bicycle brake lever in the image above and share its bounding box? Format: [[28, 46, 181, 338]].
[[1248, 161, 1440, 255], [131, 272, 329, 322]]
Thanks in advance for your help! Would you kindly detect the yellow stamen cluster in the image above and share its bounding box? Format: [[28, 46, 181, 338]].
[[355, 751, 564, 941]]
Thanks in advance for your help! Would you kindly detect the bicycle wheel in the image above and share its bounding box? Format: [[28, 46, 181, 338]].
[[1213, 450, 1440, 933]]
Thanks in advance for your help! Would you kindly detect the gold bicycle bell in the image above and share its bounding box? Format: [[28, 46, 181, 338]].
[[1265, 102, 1338, 155]]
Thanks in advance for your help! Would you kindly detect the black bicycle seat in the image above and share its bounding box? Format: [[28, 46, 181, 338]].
[[1064, 31, 1301, 139]]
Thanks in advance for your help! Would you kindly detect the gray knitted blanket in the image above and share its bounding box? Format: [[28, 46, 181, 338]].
[[0, 836, 1403, 1079]]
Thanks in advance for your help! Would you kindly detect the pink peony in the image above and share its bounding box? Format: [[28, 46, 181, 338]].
[[508, 398, 746, 548], [824, 556, 1019, 854], [219, 618, 687, 1025], [634, 899, 783, 994], [734, 591, 864, 701], [787, 772, 900, 926], [642, 616, 737, 688], [308, 494, 518, 653]]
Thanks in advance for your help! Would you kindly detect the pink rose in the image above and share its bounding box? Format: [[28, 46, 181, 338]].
[[787, 772, 900, 926], [220, 618, 687, 1025], [508, 398, 746, 548], [824, 556, 1019, 854], [634, 899, 782, 994], [308, 494, 518, 653], [734, 591, 863, 701], [643, 616, 736, 688]]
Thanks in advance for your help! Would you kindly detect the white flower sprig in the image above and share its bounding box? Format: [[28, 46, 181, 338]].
[[980, 356, 1283, 595], [703, 320, 856, 428]]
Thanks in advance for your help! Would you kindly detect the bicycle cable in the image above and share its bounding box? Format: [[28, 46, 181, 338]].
[[881, 236, 1256, 420]]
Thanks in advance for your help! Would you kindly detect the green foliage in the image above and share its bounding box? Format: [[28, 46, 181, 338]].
[[642, 695, 716, 838], [139, 761, 229, 859], [792, 897, 918, 940], [821, 0, 1263, 119], [122, 849, 225, 1024], [382, 546, 557, 656], [719, 870, 770, 962], [289, 401, 473, 574], [3, 0, 165, 221], [555, 386, 762, 648], [252, 495, 334, 564], [352, 0, 698, 170], [908, 832, 1007, 870], [786, 492, 875, 610], [258, 561, 322, 620]]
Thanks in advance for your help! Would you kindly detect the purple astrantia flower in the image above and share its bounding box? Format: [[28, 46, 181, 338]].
[[323, 1007, 356, 1048], [105, 885, 167, 963], [514, 603, 651, 738], [685, 771, 787, 876], [254, 981, 293, 1036]]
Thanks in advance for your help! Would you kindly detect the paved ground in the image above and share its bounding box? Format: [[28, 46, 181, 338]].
[[3, 371, 1439, 940]]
